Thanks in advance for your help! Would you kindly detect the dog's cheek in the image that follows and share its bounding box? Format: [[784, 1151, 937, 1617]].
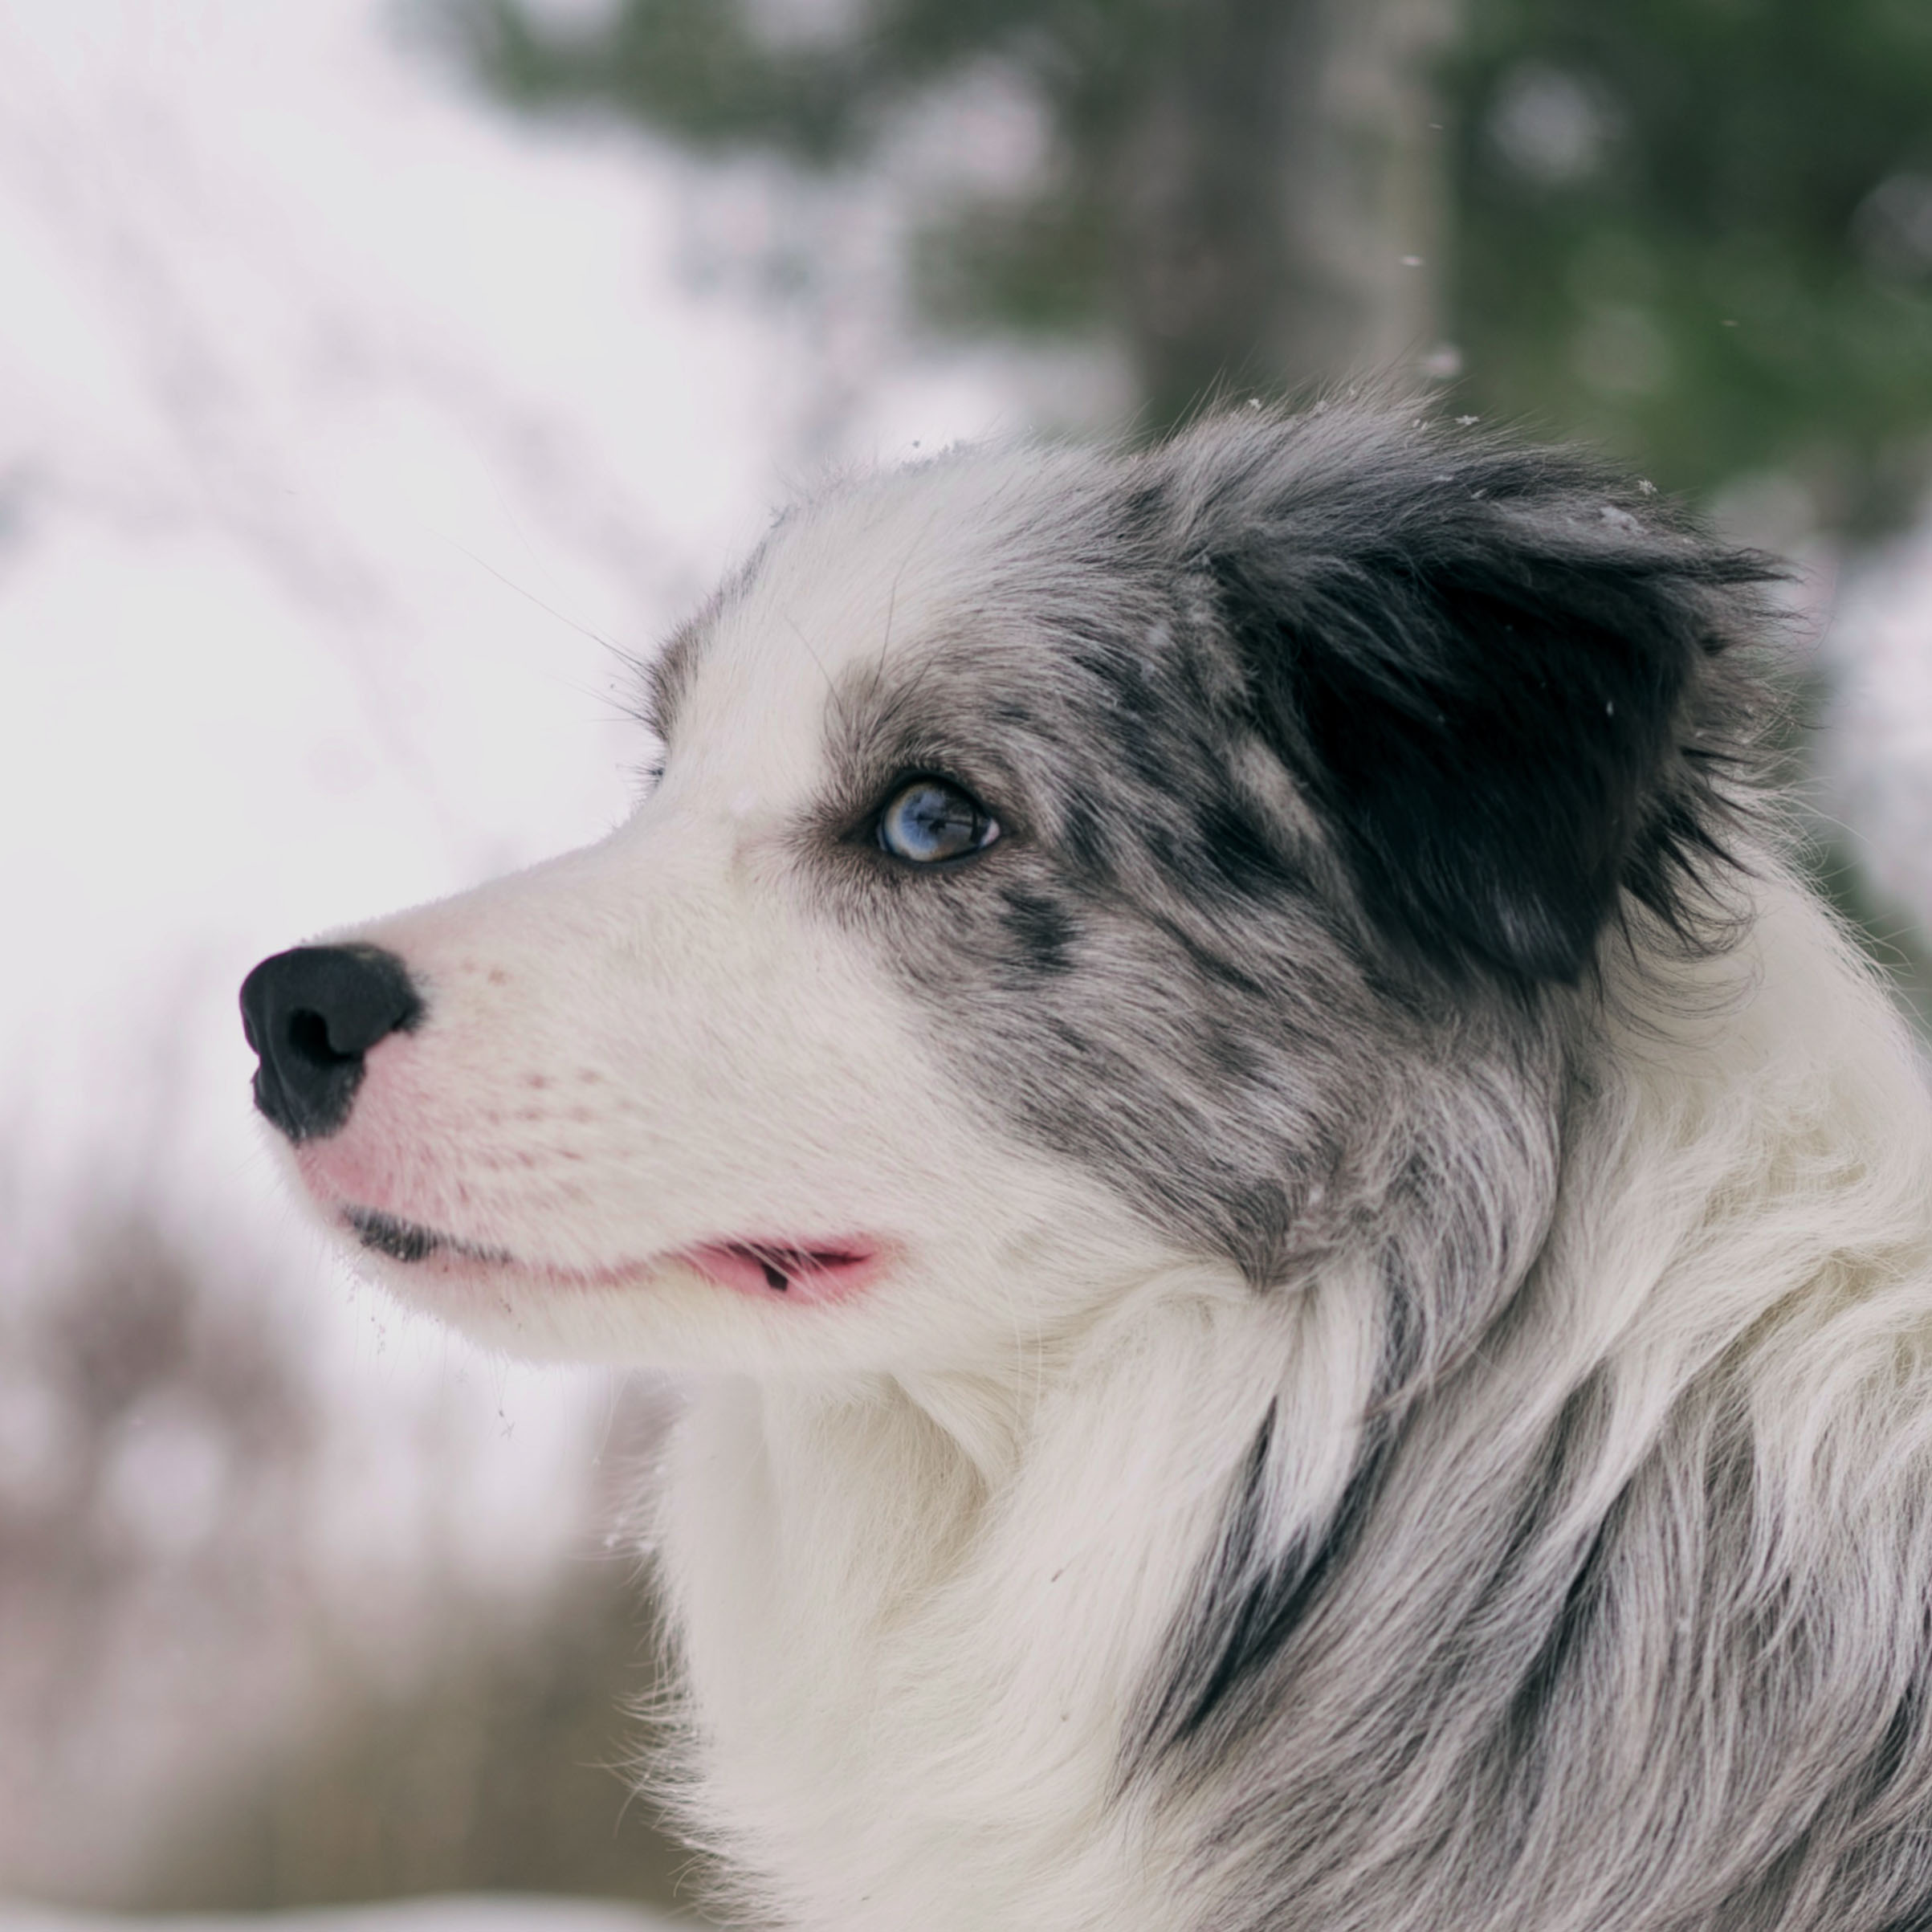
[[851, 842, 1348, 1288], [291, 834, 1170, 1365]]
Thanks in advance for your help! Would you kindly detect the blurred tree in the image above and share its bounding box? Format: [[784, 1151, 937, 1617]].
[[442, 0, 1456, 432], [0, 1196, 323, 1901], [443, 0, 1932, 530], [0, 1184, 689, 1915], [152, 1547, 687, 1914], [1443, 0, 1932, 533], [437, 0, 1932, 1015]]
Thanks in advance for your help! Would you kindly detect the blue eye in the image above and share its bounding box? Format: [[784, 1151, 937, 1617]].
[[876, 778, 1000, 864]]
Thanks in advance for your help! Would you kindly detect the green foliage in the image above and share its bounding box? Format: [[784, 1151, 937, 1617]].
[[1443, 0, 1932, 531], [449, 0, 1151, 314], [909, 194, 1114, 339], [449, 0, 1932, 523], [454, 0, 1158, 169], [459, 0, 1173, 326], [443, 0, 1325, 430], [456, 0, 875, 162]]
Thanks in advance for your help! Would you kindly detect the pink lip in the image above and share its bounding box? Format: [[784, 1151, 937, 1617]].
[[338, 1205, 887, 1306], [675, 1239, 887, 1304]]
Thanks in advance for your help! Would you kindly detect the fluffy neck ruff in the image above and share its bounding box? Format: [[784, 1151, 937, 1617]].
[[651, 878, 1932, 1932]]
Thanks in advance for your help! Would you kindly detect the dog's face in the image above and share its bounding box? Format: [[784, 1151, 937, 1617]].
[[243, 409, 1762, 1380], [247, 445, 1200, 1375]]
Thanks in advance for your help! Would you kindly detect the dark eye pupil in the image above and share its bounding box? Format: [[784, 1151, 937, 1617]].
[[878, 781, 994, 863]]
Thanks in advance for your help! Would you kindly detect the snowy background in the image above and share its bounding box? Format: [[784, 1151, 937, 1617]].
[[0, 0, 1063, 1917], [1, 0, 1928, 1925]]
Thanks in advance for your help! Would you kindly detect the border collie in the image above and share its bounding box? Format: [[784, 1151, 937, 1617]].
[[242, 404, 1932, 1932]]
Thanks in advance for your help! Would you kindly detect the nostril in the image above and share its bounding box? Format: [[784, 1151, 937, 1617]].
[[240, 944, 423, 1143], [287, 1005, 359, 1069]]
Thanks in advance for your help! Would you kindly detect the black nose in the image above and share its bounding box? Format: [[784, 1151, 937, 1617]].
[[240, 944, 422, 1143]]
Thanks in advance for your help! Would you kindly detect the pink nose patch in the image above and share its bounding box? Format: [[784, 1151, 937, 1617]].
[[681, 1240, 884, 1303]]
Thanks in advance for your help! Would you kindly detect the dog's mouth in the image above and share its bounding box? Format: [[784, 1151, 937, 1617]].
[[342, 1206, 885, 1302], [345, 1206, 508, 1266], [678, 1239, 881, 1298]]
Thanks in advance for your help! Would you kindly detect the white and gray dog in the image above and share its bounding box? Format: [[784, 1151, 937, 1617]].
[[242, 403, 1932, 1932]]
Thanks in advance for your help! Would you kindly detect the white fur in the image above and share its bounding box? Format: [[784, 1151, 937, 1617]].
[[277, 444, 1932, 1930]]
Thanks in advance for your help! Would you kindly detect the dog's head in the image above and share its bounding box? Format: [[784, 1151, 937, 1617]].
[[242, 406, 1773, 1379]]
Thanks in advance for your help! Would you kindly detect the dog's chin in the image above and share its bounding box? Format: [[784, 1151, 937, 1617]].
[[345, 1206, 505, 1267]]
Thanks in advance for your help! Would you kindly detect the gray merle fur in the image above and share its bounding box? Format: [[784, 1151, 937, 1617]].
[[666, 405, 1932, 1932], [790, 406, 1771, 1316]]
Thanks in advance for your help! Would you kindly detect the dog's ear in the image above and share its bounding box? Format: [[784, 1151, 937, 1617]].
[[1167, 412, 1775, 988]]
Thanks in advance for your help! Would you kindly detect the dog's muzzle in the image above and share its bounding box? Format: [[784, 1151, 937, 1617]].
[[240, 944, 422, 1142]]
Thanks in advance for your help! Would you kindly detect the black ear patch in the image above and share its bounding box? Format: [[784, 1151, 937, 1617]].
[[1170, 418, 1777, 987]]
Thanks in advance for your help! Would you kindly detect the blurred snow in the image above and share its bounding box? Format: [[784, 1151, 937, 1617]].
[[1823, 514, 1932, 936], [0, 0, 1042, 1906], [4, 0, 1930, 1907], [0, 1900, 695, 1932]]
